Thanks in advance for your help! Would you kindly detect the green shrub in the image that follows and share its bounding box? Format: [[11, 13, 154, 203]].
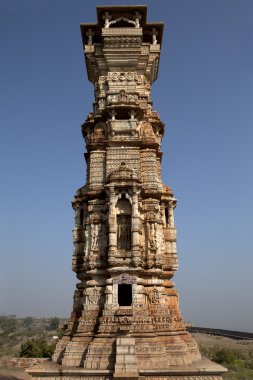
[[48, 317, 60, 331], [200, 345, 253, 378], [211, 347, 242, 365], [19, 338, 56, 358]]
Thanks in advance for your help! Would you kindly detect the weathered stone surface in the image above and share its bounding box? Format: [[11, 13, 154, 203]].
[[27, 5, 227, 380], [0, 358, 48, 370]]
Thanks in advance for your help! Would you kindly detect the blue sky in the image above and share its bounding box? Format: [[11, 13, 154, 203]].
[[0, 0, 253, 332]]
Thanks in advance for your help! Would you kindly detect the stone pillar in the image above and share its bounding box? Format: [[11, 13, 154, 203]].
[[131, 188, 141, 267], [114, 336, 138, 379], [74, 208, 80, 226], [168, 202, 175, 227], [108, 185, 117, 266]]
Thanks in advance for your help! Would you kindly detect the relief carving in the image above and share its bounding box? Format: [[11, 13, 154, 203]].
[[107, 90, 138, 104], [147, 222, 157, 248], [149, 287, 160, 304], [86, 287, 100, 305], [113, 273, 137, 284], [91, 223, 101, 250], [107, 72, 144, 84], [117, 215, 131, 250]]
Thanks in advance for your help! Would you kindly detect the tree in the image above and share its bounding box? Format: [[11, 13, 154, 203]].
[[48, 317, 60, 331], [22, 317, 33, 328], [20, 339, 55, 358]]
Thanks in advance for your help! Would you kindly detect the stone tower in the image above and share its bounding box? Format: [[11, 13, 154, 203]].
[[28, 5, 226, 380]]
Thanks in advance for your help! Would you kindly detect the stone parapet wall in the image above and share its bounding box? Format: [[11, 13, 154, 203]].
[[22, 376, 223, 380], [0, 357, 49, 370]]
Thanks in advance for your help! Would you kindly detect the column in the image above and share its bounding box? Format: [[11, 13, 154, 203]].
[[131, 187, 141, 267], [108, 185, 117, 266]]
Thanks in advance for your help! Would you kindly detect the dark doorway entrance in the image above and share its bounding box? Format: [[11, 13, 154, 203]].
[[118, 284, 132, 306]]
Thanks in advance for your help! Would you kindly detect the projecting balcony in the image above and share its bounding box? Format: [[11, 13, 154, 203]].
[[108, 119, 138, 137]]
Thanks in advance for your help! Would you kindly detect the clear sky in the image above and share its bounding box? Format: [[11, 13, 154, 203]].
[[0, 0, 252, 332]]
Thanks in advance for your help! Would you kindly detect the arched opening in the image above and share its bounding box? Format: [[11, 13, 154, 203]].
[[118, 284, 132, 306], [109, 18, 136, 28]]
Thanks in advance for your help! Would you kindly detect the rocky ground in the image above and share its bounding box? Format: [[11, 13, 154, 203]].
[[0, 367, 31, 380]]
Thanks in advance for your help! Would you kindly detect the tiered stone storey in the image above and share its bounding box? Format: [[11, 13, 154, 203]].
[[28, 6, 226, 380]]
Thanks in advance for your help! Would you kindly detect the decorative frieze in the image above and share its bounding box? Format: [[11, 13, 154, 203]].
[[113, 273, 137, 284], [107, 91, 138, 105], [89, 151, 106, 186], [107, 72, 144, 84]]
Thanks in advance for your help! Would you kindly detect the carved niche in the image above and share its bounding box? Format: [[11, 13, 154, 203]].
[[115, 195, 132, 251]]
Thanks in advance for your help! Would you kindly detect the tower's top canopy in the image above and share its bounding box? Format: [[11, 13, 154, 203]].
[[81, 6, 163, 45], [80, 5, 164, 84], [97, 5, 148, 26]]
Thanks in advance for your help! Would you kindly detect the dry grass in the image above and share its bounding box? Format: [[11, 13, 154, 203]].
[[194, 333, 253, 380]]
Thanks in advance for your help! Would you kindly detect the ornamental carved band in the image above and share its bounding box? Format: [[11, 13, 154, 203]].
[[27, 5, 226, 380]]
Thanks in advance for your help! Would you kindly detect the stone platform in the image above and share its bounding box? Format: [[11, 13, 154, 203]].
[[27, 336, 226, 380], [27, 358, 226, 380]]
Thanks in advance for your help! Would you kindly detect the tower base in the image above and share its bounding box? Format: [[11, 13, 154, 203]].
[[27, 357, 227, 380]]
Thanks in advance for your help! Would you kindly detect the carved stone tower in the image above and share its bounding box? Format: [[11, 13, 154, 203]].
[[28, 5, 226, 380]]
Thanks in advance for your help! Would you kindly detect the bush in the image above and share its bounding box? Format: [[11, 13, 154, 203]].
[[48, 317, 60, 331], [212, 348, 242, 366], [0, 316, 17, 334], [19, 338, 56, 358], [22, 317, 34, 328]]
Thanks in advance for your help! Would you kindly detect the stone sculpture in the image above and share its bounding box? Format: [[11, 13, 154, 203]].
[[28, 5, 227, 380]]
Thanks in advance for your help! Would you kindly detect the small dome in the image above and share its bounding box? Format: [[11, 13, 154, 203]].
[[107, 162, 138, 182]]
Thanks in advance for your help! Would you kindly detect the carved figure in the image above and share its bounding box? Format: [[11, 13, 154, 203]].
[[148, 222, 157, 248], [91, 223, 100, 250], [149, 288, 160, 304], [88, 288, 99, 304], [117, 216, 131, 250]]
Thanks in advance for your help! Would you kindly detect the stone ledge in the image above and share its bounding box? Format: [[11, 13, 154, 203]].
[[26, 362, 113, 377], [25, 358, 227, 379], [138, 358, 227, 376]]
